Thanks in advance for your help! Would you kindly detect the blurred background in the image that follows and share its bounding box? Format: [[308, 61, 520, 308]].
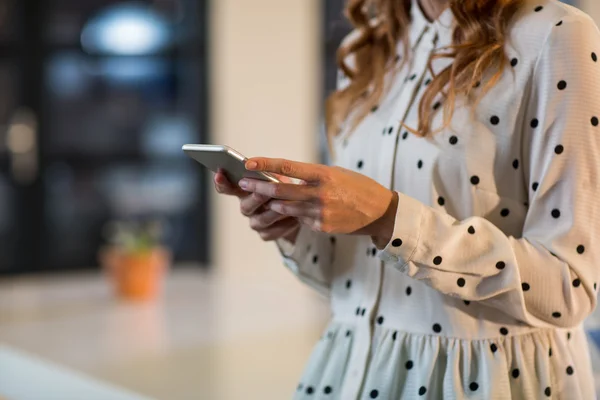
[[0, 1, 599, 399]]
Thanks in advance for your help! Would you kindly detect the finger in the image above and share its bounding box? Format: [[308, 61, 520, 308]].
[[256, 218, 301, 242], [267, 200, 321, 219], [215, 170, 247, 197], [249, 210, 290, 230], [245, 158, 324, 182], [238, 178, 316, 201], [240, 192, 271, 217]]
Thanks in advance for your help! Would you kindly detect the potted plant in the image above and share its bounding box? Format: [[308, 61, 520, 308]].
[[99, 219, 171, 301]]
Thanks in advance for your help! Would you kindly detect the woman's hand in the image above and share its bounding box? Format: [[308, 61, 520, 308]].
[[238, 158, 399, 248], [213, 168, 301, 243]]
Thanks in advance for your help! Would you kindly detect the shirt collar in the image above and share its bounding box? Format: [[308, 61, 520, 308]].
[[409, 0, 455, 50]]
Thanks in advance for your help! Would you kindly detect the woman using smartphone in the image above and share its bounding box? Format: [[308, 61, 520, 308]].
[[215, 0, 600, 398]]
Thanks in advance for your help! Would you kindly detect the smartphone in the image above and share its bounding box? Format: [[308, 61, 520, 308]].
[[182, 144, 281, 185]]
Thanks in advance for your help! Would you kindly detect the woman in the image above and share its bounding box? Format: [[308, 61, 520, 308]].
[[215, 0, 600, 398]]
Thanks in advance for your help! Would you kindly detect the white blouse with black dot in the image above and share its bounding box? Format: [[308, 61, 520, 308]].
[[276, 0, 600, 399]]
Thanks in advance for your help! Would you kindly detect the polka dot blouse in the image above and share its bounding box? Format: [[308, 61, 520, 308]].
[[276, 1, 600, 399]]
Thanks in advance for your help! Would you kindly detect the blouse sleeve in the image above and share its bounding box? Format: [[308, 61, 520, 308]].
[[377, 15, 600, 329], [275, 225, 335, 298]]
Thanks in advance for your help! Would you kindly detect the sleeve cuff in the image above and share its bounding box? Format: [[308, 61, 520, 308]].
[[377, 191, 424, 269], [275, 224, 313, 266]]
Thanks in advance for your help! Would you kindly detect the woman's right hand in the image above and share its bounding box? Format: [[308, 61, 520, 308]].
[[213, 168, 301, 243]]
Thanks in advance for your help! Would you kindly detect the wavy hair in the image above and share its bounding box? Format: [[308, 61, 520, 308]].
[[325, 0, 524, 159]]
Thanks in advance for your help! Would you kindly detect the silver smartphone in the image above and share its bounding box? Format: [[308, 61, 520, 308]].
[[182, 144, 281, 186]]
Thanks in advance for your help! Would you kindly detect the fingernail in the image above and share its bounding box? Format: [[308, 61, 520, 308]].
[[246, 161, 257, 170], [238, 179, 248, 189]]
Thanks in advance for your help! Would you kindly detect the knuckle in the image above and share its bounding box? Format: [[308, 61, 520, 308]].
[[259, 231, 272, 241], [252, 192, 266, 204], [280, 161, 295, 176], [271, 184, 283, 198]]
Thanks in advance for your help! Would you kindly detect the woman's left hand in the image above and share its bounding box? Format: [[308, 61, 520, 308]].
[[238, 157, 399, 246]]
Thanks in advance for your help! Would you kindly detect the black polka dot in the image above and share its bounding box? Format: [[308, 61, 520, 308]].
[[552, 311, 561, 318], [593, 52, 598, 62], [372, 248, 377, 257], [417, 160, 423, 169], [313, 255, 318, 264], [573, 278, 581, 287], [346, 330, 351, 337], [490, 115, 500, 125], [545, 387, 551, 397], [449, 135, 458, 145], [567, 332, 571, 340], [406, 286, 412, 296], [595, 283, 598, 290], [371, 106, 378, 113], [457, 278, 466, 287], [464, 300, 470, 305], [512, 368, 520, 378], [346, 279, 352, 289], [433, 256, 442, 265], [433, 323, 442, 333], [535, 5, 543, 12], [556, 20, 563, 26], [424, 78, 432, 86], [356, 307, 360, 315], [402, 131, 409, 140], [510, 58, 518, 67], [409, 74, 417, 81], [549, 348, 552, 357], [419, 386, 427, 396], [566, 366, 574, 375], [357, 160, 364, 169], [405, 360, 414, 369], [592, 117, 599, 127], [433, 101, 442, 111], [469, 382, 479, 391], [392, 238, 403, 247], [306, 386, 314, 394], [468, 226, 476, 234], [490, 343, 498, 353], [531, 118, 539, 128], [470, 176, 480, 185], [532, 182, 539, 191], [496, 261, 506, 270], [392, 331, 397, 340], [557, 80, 567, 90], [369, 389, 379, 398], [474, 81, 481, 88], [330, 236, 336, 244], [500, 327, 509, 335], [512, 159, 519, 169], [388, 127, 394, 135], [438, 196, 445, 206], [377, 316, 384, 325], [323, 386, 332, 395], [554, 144, 565, 154], [500, 208, 510, 217], [522, 282, 530, 291], [551, 209, 561, 218]]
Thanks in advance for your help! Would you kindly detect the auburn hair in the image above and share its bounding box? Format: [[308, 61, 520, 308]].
[[325, 0, 524, 160]]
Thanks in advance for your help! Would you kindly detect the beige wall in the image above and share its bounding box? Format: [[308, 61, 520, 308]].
[[209, 0, 321, 278], [581, 0, 600, 22]]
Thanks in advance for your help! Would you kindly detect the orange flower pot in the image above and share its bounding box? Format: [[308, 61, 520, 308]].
[[100, 246, 170, 301]]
